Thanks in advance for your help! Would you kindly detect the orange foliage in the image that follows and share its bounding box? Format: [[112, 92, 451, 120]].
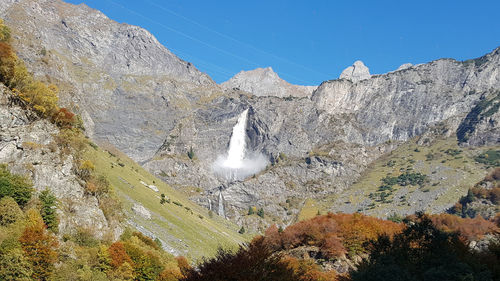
[[283, 255, 337, 281], [176, 256, 191, 277], [158, 267, 183, 281], [19, 209, 59, 281], [108, 241, 133, 269], [428, 213, 499, 241], [264, 213, 403, 259], [494, 213, 500, 227], [53, 107, 75, 128]]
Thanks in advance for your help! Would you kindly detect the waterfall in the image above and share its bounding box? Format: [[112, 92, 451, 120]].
[[218, 189, 225, 218], [223, 109, 248, 169], [212, 108, 267, 182], [207, 198, 212, 211]]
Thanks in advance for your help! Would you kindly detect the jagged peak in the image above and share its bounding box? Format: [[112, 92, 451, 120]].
[[339, 60, 371, 82]]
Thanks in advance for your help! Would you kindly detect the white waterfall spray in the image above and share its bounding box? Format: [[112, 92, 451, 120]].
[[213, 109, 267, 182]]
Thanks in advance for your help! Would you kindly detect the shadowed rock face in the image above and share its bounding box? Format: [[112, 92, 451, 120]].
[[2, 0, 499, 231]]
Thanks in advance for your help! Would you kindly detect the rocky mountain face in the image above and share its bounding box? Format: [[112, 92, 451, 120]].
[[222, 67, 316, 98], [0, 0, 216, 163], [0, 84, 120, 238], [1, 0, 499, 232]]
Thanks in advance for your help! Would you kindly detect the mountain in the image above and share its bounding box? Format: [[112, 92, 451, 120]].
[[1, 0, 499, 235], [0, 0, 217, 162], [221, 67, 316, 98]]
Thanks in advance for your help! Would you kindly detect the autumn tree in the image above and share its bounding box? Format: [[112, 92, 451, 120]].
[[108, 241, 133, 269], [19, 209, 58, 281]]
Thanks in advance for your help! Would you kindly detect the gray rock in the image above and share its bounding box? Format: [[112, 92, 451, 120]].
[[132, 203, 152, 220], [339, 60, 371, 82], [222, 67, 316, 98], [0, 85, 119, 239]]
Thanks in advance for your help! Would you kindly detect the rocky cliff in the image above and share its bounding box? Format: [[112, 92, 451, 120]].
[[0, 84, 119, 238]]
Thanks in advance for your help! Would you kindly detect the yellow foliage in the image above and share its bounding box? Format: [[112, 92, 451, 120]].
[[0, 19, 10, 42], [25, 208, 45, 229]]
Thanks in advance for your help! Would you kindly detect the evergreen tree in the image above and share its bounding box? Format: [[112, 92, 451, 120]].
[[39, 188, 58, 232], [257, 208, 265, 218], [238, 226, 245, 234]]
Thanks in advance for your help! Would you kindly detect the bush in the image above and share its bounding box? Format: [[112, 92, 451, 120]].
[[0, 196, 23, 226], [0, 247, 33, 281], [0, 164, 33, 207]]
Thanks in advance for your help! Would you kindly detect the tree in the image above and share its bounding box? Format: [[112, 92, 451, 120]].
[[0, 196, 23, 225], [0, 248, 33, 281], [0, 164, 34, 207], [39, 189, 58, 232], [187, 146, 195, 160], [0, 19, 11, 42], [108, 241, 133, 269], [248, 206, 255, 215], [350, 214, 493, 281], [239, 226, 246, 234], [257, 208, 265, 218], [181, 237, 297, 281], [19, 209, 58, 281]]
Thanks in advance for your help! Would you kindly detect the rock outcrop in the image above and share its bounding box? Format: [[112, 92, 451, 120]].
[[0, 84, 119, 238], [222, 67, 316, 98], [339, 60, 371, 82]]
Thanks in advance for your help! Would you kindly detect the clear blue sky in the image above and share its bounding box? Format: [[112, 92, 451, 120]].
[[66, 0, 500, 85]]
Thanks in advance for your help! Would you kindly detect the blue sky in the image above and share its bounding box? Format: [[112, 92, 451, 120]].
[[66, 0, 500, 85]]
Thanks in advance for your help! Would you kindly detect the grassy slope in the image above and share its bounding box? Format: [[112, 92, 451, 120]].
[[86, 146, 248, 261], [299, 137, 499, 220]]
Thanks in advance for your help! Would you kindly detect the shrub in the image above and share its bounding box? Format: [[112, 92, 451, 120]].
[[71, 228, 99, 247], [0, 196, 23, 226], [0, 164, 33, 207], [109, 242, 133, 269], [0, 247, 33, 281]]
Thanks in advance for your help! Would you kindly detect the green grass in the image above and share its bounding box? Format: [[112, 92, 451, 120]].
[[324, 137, 499, 218], [297, 198, 322, 221], [85, 146, 248, 262]]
